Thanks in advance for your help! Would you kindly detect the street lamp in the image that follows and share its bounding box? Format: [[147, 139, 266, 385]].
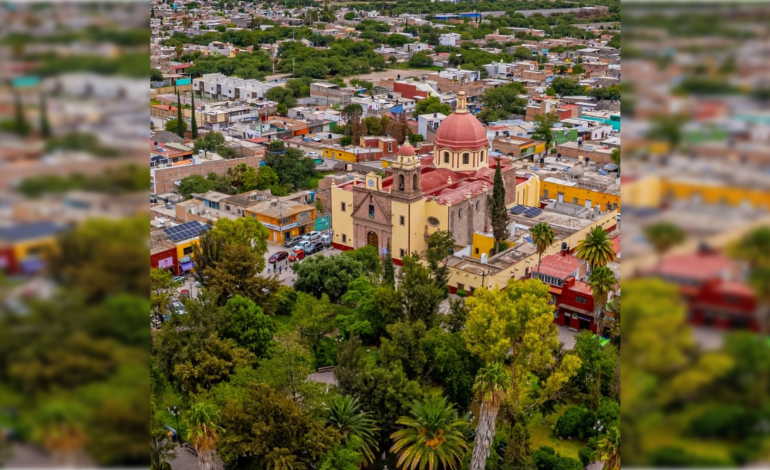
[[171, 405, 182, 443], [593, 420, 604, 434]]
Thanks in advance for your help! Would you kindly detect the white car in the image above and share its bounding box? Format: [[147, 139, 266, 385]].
[[306, 151, 320, 157]]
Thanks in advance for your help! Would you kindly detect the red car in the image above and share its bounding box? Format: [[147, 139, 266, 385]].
[[288, 249, 306, 262], [269, 251, 289, 264]]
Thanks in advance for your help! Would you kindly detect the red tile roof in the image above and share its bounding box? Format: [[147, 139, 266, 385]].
[[656, 252, 731, 282], [537, 253, 583, 279]]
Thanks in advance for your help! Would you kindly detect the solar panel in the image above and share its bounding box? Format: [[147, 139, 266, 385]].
[[510, 205, 527, 215], [164, 221, 210, 242], [524, 208, 542, 218]]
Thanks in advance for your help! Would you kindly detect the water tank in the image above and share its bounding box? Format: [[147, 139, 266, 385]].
[[561, 241, 568, 251], [480, 253, 488, 264]]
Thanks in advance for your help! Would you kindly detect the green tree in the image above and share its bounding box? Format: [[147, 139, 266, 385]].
[[611, 147, 620, 172], [211, 216, 269, 265], [727, 226, 770, 269], [221, 295, 276, 359], [218, 382, 339, 469], [443, 297, 469, 334], [186, 403, 221, 470], [381, 320, 428, 380], [408, 52, 435, 68], [294, 254, 364, 303], [255, 332, 325, 406], [469, 362, 510, 470], [173, 332, 255, 393], [512, 46, 532, 60], [165, 118, 187, 136], [646, 115, 686, 152], [382, 241, 396, 286], [40, 93, 51, 139], [593, 427, 620, 470], [344, 11, 355, 20], [504, 413, 533, 470], [530, 222, 555, 275], [587, 267, 617, 338], [477, 82, 527, 124], [190, 92, 198, 139], [175, 91, 185, 137], [425, 230, 454, 295], [390, 394, 469, 470], [204, 243, 269, 306], [325, 395, 379, 465], [413, 96, 451, 118], [13, 92, 30, 136], [575, 227, 616, 271], [150, 397, 176, 470], [194, 132, 226, 154], [530, 112, 559, 153], [643, 222, 685, 267], [151, 67, 164, 81], [397, 253, 444, 328], [420, 327, 481, 410], [488, 161, 508, 253], [386, 111, 410, 144], [570, 64, 585, 75], [255, 165, 279, 190], [150, 268, 180, 318], [387, 34, 409, 47]]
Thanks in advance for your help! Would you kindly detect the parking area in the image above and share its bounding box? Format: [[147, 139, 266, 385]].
[[264, 242, 343, 287]]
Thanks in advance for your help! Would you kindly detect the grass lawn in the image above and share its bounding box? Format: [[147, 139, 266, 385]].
[[527, 405, 585, 460]]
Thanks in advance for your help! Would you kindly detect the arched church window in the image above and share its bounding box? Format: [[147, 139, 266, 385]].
[[463, 153, 469, 165], [398, 174, 404, 191], [443, 152, 450, 164], [413, 174, 418, 191]]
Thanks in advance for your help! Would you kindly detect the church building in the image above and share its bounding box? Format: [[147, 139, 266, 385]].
[[330, 91, 540, 263]]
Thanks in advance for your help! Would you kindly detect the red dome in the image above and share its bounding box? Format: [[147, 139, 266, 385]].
[[434, 112, 488, 151], [397, 144, 416, 156]]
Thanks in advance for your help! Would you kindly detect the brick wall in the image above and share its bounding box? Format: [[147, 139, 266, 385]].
[[152, 155, 262, 194]]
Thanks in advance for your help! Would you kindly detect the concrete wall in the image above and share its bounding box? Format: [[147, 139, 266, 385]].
[[152, 155, 262, 194]]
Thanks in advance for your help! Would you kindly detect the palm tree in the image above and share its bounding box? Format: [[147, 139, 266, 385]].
[[593, 426, 620, 470], [469, 362, 510, 470], [575, 226, 616, 271], [325, 395, 379, 464], [530, 223, 555, 277], [728, 226, 770, 270], [186, 403, 221, 470], [391, 394, 469, 470], [587, 267, 618, 338], [643, 222, 685, 267], [607, 296, 621, 401]]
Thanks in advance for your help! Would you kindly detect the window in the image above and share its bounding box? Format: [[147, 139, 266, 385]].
[[399, 215, 405, 225], [342, 234, 347, 243], [476, 201, 480, 211], [573, 197, 579, 204], [388, 142, 393, 152], [576, 296, 588, 304], [369, 204, 375, 217], [432, 121, 439, 129], [400, 248, 406, 257], [457, 283, 465, 291], [463, 153, 469, 165], [458, 209, 462, 219], [413, 174, 418, 190], [183, 246, 193, 255], [399, 175, 405, 191], [543, 189, 549, 199], [428, 216, 440, 227], [585, 199, 592, 209], [225, 205, 231, 211], [480, 150, 485, 162], [341, 202, 346, 212], [475, 247, 479, 254], [443, 152, 450, 164]]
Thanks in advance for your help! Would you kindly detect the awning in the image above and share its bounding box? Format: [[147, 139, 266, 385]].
[[180, 261, 194, 271], [548, 286, 563, 296], [558, 303, 593, 316]]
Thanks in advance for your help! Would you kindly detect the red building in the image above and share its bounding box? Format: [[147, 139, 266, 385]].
[[151, 236, 178, 275], [651, 250, 758, 331], [393, 82, 430, 101]]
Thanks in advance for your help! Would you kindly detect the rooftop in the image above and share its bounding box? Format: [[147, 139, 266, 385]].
[[535, 252, 584, 279]]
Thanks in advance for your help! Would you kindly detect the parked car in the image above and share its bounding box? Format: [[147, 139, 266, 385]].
[[320, 233, 332, 246], [269, 251, 289, 264], [283, 236, 301, 248], [303, 241, 324, 255], [306, 151, 319, 157], [288, 249, 306, 262], [180, 289, 190, 299], [172, 275, 185, 283], [307, 231, 321, 241], [168, 300, 186, 316]]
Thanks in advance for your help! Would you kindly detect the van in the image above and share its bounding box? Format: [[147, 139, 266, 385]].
[[320, 233, 332, 246]]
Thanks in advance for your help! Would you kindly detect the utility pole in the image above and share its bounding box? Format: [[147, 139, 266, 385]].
[[292, 57, 295, 77]]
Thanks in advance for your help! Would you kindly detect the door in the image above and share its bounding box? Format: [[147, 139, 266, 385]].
[[585, 199, 592, 208], [557, 192, 564, 202], [367, 231, 378, 248]]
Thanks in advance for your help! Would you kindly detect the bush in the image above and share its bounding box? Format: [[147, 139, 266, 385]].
[[578, 446, 592, 467], [647, 447, 733, 467], [687, 405, 756, 440], [555, 406, 587, 438], [457, 289, 467, 298], [312, 337, 338, 369], [596, 398, 620, 429], [533, 446, 583, 470]]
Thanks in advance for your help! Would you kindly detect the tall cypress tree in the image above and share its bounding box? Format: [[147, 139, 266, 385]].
[[40, 93, 51, 139], [382, 240, 395, 286], [13, 92, 30, 137], [488, 160, 508, 253], [190, 92, 198, 139], [175, 91, 184, 138]]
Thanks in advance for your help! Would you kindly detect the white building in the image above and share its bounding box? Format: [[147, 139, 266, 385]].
[[439, 33, 462, 47], [192, 73, 278, 101], [417, 112, 447, 140]]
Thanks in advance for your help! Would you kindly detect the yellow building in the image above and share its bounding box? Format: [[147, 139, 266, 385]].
[[0, 221, 68, 275], [540, 173, 620, 211], [322, 145, 382, 163], [246, 198, 316, 245], [162, 221, 212, 273]]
